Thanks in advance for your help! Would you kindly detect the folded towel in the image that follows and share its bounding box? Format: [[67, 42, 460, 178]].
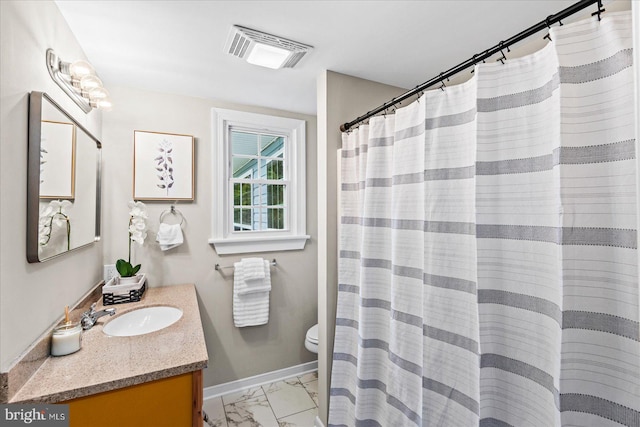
[[236, 259, 271, 295], [156, 223, 183, 251], [241, 257, 266, 281], [233, 260, 271, 327]]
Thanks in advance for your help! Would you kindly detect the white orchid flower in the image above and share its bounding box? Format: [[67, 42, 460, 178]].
[[53, 215, 67, 227], [127, 201, 147, 246], [40, 205, 54, 219], [130, 231, 146, 244], [59, 200, 72, 212], [128, 201, 148, 219]]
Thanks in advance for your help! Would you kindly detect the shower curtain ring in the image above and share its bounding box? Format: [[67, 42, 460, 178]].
[[471, 54, 478, 74], [497, 42, 507, 64], [591, 0, 605, 21], [439, 73, 447, 91]]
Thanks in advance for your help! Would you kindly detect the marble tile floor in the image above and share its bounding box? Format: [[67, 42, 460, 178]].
[[203, 371, 318, 427]]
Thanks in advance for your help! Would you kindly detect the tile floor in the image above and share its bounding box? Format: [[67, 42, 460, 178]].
[[203, 371, 318, 427]]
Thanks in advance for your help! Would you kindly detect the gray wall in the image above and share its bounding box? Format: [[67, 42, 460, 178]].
[[0, 0, 104, 372], [316, 70, 407, 424], [101, 85, 318, 387]]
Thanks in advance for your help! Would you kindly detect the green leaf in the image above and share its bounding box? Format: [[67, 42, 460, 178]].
[[115, 258, 140, 277], [115, 259, 129, 276]]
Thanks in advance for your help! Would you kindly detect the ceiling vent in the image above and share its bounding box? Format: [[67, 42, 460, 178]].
[[224, 25, 313, 69]]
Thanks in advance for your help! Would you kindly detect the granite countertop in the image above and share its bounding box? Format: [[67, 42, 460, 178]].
[[10, 283, 208, 403]]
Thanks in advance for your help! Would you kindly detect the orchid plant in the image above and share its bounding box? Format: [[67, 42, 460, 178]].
[[116, 201, 148, 278], [38, 200, 71, 252]]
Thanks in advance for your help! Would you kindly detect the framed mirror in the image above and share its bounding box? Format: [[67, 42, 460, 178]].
[[27, 91, 101, 262]]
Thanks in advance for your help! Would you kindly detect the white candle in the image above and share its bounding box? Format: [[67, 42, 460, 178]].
[[51, 323, 82, 356]]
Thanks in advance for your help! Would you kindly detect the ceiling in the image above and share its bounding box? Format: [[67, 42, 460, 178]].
[[55, 0, 601, 115]]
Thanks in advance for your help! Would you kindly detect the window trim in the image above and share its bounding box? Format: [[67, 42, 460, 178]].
[[209, 108, 309, 254]]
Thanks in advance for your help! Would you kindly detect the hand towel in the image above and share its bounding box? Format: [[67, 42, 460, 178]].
[[240, 257, 266, 281], [156, 223, 183, 251], [233, 260, 271, 327], [237, 260, 271, 295]]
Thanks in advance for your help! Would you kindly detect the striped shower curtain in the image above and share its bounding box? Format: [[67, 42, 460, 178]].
[[329, 11, 639, 427]]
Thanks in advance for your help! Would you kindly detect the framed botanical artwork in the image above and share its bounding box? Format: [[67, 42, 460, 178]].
[[40, 120, 76, 200], [133, 130, 195, 201]]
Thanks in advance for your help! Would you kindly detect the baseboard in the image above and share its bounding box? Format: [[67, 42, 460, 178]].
[[203, 360, 318, 400], [314, 415, 325, 427]]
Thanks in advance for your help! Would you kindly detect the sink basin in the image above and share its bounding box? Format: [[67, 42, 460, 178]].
[[103, 306, 183, 337]]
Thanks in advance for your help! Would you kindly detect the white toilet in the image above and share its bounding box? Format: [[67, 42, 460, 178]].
[[305, 324, 318, 353]]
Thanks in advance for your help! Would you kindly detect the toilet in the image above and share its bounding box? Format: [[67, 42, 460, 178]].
[[305, 324, 318, 353]]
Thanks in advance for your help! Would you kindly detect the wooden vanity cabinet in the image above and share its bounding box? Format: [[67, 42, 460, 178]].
[[63, 370, 203, 427]]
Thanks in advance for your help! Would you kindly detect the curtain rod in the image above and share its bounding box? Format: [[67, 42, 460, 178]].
[[339, 0, 604, 133]]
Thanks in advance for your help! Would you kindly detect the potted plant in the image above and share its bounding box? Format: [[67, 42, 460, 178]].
[[116, 201, 147, 284]]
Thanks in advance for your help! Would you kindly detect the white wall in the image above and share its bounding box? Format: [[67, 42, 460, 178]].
[[316, 70, 407, 424], [0, 0, 103, 372], [101, 85, 318, 387]]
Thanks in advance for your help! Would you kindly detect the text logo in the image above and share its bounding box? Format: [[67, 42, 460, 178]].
[[1, 405, 69, 426]]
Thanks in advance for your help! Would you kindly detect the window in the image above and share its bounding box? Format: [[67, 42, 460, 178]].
[[231, 131, 285, 232], [210, 108, 309, 254]]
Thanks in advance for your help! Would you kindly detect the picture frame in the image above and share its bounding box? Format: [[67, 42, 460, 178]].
[[40, 120, 76, 200], [133, 130, 195, 201]]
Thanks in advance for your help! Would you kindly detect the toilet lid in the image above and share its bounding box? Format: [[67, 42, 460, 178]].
[[306, 324, 318, 344]]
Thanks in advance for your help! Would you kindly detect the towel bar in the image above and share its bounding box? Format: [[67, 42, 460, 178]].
[[215, 258, 277, 271]]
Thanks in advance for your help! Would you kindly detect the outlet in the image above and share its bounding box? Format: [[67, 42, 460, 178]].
[[104, 264, 118, 283]]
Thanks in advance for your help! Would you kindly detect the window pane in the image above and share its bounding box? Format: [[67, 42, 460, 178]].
[[232, 157, 256, 178], [245, 209, 254, 229], [260, 135, 284, 156], [231, 131, 258, 156], [267, 184, 285, 206], [267, 208, 285, 229], [233, 183, 253, 206], [233, 183, 241, 205], [241, 183, 252, 206], [261, 159, 283, 180], [234, 208, 254, 231]]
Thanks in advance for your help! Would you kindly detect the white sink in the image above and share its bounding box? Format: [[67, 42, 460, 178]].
[[103, 306, 183, 337]]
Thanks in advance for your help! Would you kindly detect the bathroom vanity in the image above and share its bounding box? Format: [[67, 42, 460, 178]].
[[9, 284, 208, 427]]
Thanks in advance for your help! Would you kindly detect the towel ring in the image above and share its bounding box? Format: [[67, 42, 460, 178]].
[[159, 205, 184, 226]]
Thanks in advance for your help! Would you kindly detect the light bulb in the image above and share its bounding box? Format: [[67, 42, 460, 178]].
[[90, 97, 113, 111], [80, 75, 103, 91], [68, 60, 95, 79], [89, 87, 109, 100], [98, 99, 113, 111]]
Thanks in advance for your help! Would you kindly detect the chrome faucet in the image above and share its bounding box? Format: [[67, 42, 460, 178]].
[[81, 303, 116, 330]]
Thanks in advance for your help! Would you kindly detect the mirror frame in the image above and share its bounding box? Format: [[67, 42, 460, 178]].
[[27, 91, 102, 263]]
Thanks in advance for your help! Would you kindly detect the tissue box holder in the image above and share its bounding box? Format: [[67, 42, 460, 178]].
[[102, 274, 147, 305]]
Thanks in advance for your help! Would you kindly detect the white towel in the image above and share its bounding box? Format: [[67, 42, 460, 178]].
[[241, 257, 266, 281], [156, 223, 183, 251], [233, 260, 271, 327]]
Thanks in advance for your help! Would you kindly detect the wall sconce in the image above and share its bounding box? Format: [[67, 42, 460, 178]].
[[46, 48, 112, 113]]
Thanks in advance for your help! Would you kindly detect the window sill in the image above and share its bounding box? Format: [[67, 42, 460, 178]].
[[208, 234, 310, 255]]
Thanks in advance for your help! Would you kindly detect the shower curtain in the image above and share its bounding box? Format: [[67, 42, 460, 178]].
[[329, 11, 639, 427]]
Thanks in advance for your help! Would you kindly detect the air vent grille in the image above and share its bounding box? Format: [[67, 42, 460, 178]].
[[224, 25, 313, 68], [228, 33, 251, 57]]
